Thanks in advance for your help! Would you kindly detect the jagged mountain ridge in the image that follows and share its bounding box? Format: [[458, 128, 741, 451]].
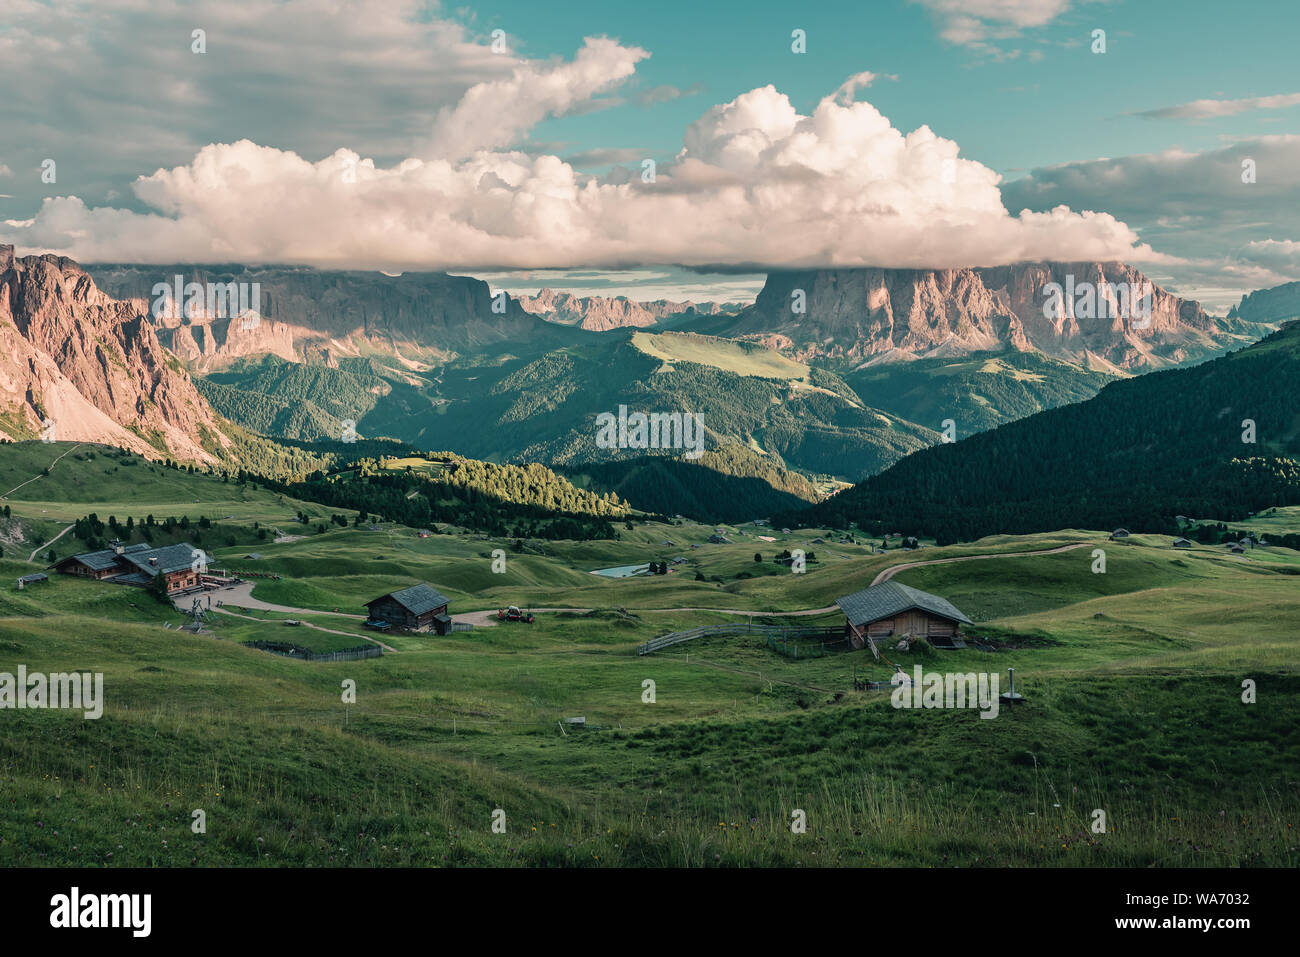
[[516, 287, 737, 331], [698, 262, 1266, 370], [1228, 281, 1300, 325], [88, 263, 581, 370], [0, 245, 227, 460]]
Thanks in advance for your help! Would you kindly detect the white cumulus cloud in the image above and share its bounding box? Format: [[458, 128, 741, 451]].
[[3, 56, 1151, 273], [430, 37, 650, 158]]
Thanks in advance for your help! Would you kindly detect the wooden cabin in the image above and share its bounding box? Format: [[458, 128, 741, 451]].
[[52, 542, 207, 593], [364, 583, 452, 634], [52, 545, 126, 580], [835, 582, 973, 654]]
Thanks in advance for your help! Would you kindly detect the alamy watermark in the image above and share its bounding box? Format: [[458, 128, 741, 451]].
[[50, 887, 150, 937], [891, 666, 1000, 719], [151, 276, 261, 328], [0, 666, 103, 719], [1042, 274, 1153, 330], [595, 405, 705, 460]]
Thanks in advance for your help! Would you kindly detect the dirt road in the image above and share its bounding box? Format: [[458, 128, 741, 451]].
[[211, 605, 398, 652], [868, 541, 1092, 586], [212, 541, 1094, 629], [30, 523, 75, 563], [210, 581, 365, 618]]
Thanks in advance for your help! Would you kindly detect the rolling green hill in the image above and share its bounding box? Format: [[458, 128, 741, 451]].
[[778, 323, 1300, 541], [563, 444, 820, 522], [299, 451, 629, 539], [198, 355, 438, 444], [195, 333, 939, 484], [426, 336, 936, 480], [2, 514, 1296, 867], [844, 350, 1119, 436]]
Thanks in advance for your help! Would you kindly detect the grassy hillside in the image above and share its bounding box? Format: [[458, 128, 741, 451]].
[[844, 350, 1118, 435], [562, 444, 821, 522], [0, 442, 342, 522], [198, 334, 938, 483], [2, 518, 1296, 867], [199, 355, 438, 443], [632, 331, 839, 395], [3, 440, 1295, 867], [779, 323, 1300, 541]]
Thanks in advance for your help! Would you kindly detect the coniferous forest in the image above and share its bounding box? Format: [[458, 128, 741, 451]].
[[776, 324, 1300, 542]]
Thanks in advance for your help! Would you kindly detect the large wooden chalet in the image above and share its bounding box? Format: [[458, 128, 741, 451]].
[[835, 581, 973, 655], [52, 541, 207, 594], [365, 583, 453, 634]]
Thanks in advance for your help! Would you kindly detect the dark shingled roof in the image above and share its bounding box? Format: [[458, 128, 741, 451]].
[[835, 581, 972, 627], [368, 583, 450, 616], [58, 548, 122, 572], [114, 572, 155, 587], [121, 543, 207, 576], [55, 542, 208, 577]]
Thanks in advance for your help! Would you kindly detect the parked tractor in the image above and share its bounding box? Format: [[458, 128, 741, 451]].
[[498, 605, 535, 623]]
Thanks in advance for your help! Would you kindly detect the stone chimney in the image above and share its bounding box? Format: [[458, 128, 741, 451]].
[[0, 245, 13, 273]]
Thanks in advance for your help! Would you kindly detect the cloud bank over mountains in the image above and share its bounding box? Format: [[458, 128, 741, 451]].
[[2, 0, 1297, 311], [4, 39, 1149, 273]]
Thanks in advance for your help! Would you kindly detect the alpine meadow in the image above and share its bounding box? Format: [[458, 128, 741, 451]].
[[0, 0, 1296, 937]]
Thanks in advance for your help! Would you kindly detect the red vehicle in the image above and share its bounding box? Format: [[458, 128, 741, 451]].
[[497, 605, 535, 623]]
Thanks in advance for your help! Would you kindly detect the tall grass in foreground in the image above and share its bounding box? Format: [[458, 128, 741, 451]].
[[3, 707, 1293, 867]]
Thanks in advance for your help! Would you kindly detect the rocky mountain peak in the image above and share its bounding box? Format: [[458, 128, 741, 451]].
[[0, 248, 226, 459], [706, 262, 1242, 370]]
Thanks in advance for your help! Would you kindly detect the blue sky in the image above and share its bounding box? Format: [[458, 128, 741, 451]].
[[3, 0, 1299, 310], [488, 0, 1299, 179]]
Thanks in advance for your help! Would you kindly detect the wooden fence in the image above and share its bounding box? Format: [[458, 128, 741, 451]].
[[637, 623, 843, 656], [766, 632, 854, 659], [244, 640, 382, 662], [209, 568, 281, 580]]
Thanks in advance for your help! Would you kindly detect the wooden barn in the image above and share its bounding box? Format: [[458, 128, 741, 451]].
[[364, 583, 452, 634], [835, 581, 973, 654]]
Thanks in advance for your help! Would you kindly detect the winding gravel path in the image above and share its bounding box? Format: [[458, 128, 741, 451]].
[[212, 541, 1094, 630]]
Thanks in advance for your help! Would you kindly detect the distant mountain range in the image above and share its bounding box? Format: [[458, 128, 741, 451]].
[[698, 263, 1269, 371], [3, 244, 1292, 509], [87, 262, 584, 370], [1228, 281, 1300, 326], [516, 288, 740, 331]]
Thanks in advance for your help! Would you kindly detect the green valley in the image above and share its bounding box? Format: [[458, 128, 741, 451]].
[[0, 453, 1295, 867]]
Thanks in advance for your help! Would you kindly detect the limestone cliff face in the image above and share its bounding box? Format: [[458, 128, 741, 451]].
[[0, 245, 226, 460], [517, 288, 730, 331], [709, 262, 1239, 370], [159, 315, 297, 371], [88, 263, 556, 365]]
